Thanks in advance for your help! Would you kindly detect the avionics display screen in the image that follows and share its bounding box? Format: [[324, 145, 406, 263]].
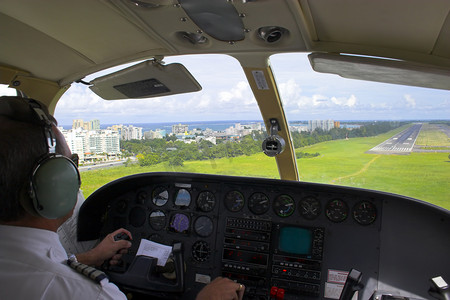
[[278, 226, 312, 255]]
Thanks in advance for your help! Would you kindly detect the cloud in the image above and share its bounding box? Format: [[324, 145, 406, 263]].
[[30, 53, 450, 124], [219, 81, 254, 104], [54, 79, 260, 124], [404, 94, 416, 108], [278, 79, 302, 107], [331, 94, 357, 107]]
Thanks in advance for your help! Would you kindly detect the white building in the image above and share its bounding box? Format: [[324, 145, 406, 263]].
[[61, 127, 87, 161], [144, 129, 164, 139], [196, 136, 217, 145], [61, 128, 120, 161], [72, 119, 100, 130], [121, 125, 143, 140], [289, 125, 308, 133], [172, 124, 189, 135], [107, 124, 143, 140], [89, 130, 120, 154], [308, 120, 335, 131]]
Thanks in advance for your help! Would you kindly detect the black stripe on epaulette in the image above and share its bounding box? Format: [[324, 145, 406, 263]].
[[67, 259, 108, 284]]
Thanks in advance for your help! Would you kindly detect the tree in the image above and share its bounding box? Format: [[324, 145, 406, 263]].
[[168, 155, 184, 166], [137, 152, 160, 166]]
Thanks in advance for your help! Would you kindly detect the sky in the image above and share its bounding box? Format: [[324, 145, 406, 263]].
[[2, 53, 449, 126]]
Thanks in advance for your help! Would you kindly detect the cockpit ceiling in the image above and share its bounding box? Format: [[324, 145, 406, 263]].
[[1, 0, 449, 86], [301, 0, 450, 56]]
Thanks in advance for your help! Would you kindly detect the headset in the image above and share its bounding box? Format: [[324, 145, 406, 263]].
[[0, 96, 80, 219]]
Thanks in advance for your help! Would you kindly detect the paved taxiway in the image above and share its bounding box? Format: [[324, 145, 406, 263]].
[[367, 124, 422, 154]]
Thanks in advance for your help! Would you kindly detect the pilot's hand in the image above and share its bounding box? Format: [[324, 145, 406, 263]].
[[196, 277, 245, 300], [75, 228, 132, 267]]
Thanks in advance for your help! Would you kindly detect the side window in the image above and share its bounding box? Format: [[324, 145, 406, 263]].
[[0, 84, 18, 97]]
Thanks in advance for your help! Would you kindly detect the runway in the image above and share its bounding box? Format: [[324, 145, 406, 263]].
[[366, 123, 422, 154]]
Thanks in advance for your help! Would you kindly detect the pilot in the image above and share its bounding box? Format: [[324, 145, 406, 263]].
[[0, 96, 245, 300]]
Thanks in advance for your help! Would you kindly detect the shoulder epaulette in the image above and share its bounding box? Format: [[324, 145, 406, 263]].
[[67, 259, 108, 284]]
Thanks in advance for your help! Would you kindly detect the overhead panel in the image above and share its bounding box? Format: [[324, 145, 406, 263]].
[[303, 0, 450, 54], [0, 0, 166, 81]]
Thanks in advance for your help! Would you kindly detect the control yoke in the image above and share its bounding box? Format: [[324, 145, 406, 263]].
[[262, 118, 286, 157], [107, 242, 184, 297]]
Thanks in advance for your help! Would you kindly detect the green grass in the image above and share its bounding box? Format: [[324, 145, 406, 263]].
[[416, 123, 450, 146], [81, 153, 279, 197], [81, 125, 449, 210], [296, 143, 449, 209]]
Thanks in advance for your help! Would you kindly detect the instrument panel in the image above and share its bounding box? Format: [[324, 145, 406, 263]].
[[78, 172, 450, 300]]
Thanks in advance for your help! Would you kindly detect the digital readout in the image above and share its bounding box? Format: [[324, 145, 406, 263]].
[[222, 249, 268, 266]]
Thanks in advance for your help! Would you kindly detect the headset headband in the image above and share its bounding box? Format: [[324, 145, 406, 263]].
[[27, 99, 56, 153]]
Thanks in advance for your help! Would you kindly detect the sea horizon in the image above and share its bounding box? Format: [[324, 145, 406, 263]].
[[59, 119, 449, 132]]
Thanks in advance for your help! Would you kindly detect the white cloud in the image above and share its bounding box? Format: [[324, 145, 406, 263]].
[[404, 94, 416, 108], [219, 81, 253, 104], [331, 94, 357, 107], [46, 53, 450, 124], [278, 79, 302, 107], [54, 78, 260, 125]]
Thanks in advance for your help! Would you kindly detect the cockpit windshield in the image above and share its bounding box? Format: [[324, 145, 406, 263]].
[[47, 53, 449, 210]]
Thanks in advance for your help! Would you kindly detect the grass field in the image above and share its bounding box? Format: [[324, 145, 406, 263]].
[[80, 124, 449, 210], [415, 123, 450, 147]]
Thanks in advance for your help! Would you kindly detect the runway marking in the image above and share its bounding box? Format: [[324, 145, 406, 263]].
[[367, 124, 422, 154]]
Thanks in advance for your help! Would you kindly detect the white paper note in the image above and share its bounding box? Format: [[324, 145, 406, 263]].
[[136, 239, 172, 266]]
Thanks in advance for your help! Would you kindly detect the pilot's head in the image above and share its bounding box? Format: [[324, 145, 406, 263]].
[[0, 96, 80, 224]]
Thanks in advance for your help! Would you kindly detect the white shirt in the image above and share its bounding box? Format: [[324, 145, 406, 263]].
[[0, 225, 127, 300]]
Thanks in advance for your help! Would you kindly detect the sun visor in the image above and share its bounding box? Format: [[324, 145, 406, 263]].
[[308, 52, 450, 91], [89, 60, 202, 100]]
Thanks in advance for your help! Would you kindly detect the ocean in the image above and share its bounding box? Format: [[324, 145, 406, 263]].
[[60, 120, 367, 132]]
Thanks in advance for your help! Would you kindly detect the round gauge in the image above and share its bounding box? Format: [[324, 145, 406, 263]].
[[152, 187, 169, 206], [224, 190, 245, 212], [170, 213, 190, 233], [352, 201, 377, 225], [115, 199, 128, 214], [149, 210, 166, 231], [248, 192, 270, 215], [136, 190, 149, 205], [192, 241, 211, 262], [175, 189, 191, 207], [194, 216, 214, 237], [325, 199, 348, 222], [273, 195, 295, 217], [129, 207, 146, 227], [197, 191, 216, 212], [146, 233, 163, 244], [299, 196, 321, 220]]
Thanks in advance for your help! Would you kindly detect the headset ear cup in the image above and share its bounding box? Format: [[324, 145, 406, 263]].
[[30, 155, 80, 219]]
